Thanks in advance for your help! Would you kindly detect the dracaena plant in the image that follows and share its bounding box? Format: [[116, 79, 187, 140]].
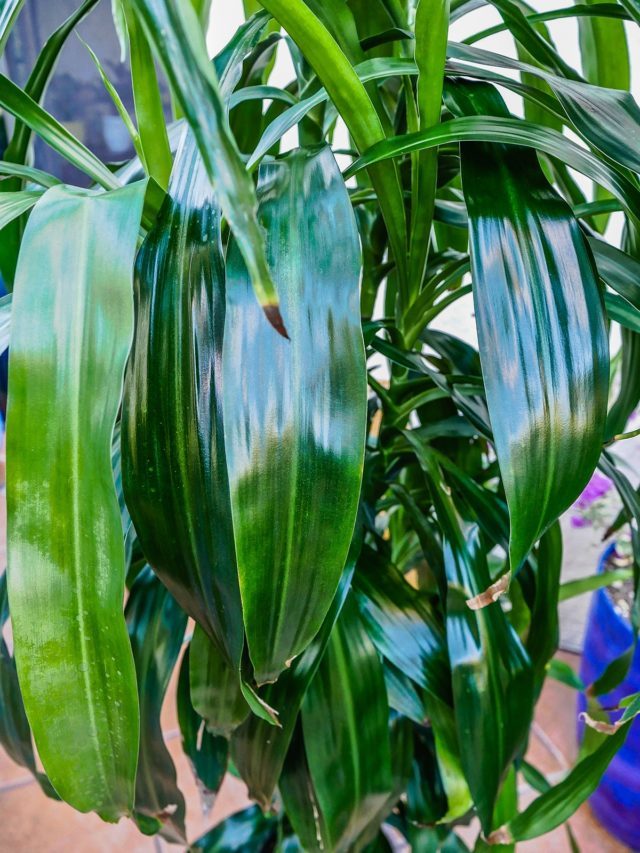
[[2, 0, 640, 849]]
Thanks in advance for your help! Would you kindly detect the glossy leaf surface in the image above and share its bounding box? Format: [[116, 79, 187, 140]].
[[191, 805, 278, 852], [458, 82, 608, 569], [123, 132, 244, 667], [7, 183, 146, 819], [231, 558, 355, 808], [301, 595, 393, 852], [224, 145, 366, 683]]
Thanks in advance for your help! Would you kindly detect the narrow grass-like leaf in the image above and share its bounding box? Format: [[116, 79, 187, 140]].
[[258, 0, 408, 305], [126, 567, 187, 842], [130, 0, 285, 332], [0, 0, 23, 54], [301, 595, 393, 852], [0, 75, 119, 189], [455, 82, 608, 571], [7, 182, 146, 819], [491, 719, 635, 843], [122, 132, 244, 667], [224, 146, 366, 683], [0, 191, 42, 230], [122, 0, 172, 187]]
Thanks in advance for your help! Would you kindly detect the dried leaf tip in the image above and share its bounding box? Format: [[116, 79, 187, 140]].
[[466, 571, 511, 611], [579, 711, 621, 735], [487, 826, 514, 845], [263, 304, 290, 339]]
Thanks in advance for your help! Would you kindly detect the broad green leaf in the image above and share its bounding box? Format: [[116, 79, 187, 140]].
[[455, 81, 608, 571], [605, 292, 640, 334], [607, 328, 640, 438], [177, 646, 228, 796], [258, 0, 408, 307], [279, 722, 329, 852], [352, 545, 450, 702], [189, 626, 249, 738], [224, 146, 366, 683], [231, 558, 355, 808], [122, 132, 244, 667], [122, 0, 172, 187], [130, 0, 285, 332], [0, 0, 23, 54], [7, 182, 146, 819], [0, 75, 119, 190], [619, 0, 640, 27], [126, 567, 187, 842], [301, 595, 393, 852], [191, 804, 278, 852]]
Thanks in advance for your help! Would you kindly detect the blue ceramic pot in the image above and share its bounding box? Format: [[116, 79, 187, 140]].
[[579, 544, 640, 850]]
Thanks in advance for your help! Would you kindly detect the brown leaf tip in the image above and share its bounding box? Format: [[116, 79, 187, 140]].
[[579, 711, 621, 735], [263, 304, 290, 339], [487, 826, 514, 845], [466, 571, 511, 611]]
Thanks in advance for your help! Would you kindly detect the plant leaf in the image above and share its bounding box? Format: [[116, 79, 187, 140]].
[[0, 0, 23, 54], [456, 81, 609, 570], [190, 805, 278, 852], [231, 556, 355, 809], [130, 0, 285, 332], [6, 182, 146, 819], [126, 567, 187, 842], [122, 131, 244, 667], [301, 595, 393, 852], [177, 645, 228, 797], [224, 146, 366, 683]]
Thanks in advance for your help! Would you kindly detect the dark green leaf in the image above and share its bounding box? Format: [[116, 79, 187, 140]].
[[122, 133, 244, 667], [190, 805, 278, 852], [301, 595, 393, 852], [177, 645, 228, 797], [126, 567, 187, 842], [458, 81, 608, 570]]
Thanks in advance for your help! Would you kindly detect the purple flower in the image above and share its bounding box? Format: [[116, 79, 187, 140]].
[[573, 471, 613, 510]]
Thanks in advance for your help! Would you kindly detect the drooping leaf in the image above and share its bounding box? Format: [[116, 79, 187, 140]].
[[122, 131, 244, 667], [224, 145, 366, 683], [7, 182, 146, 819], [177, 645, 228, 797], [0, 191, 43, 230], [455, 81, 609, 571], [231, 556, 356, 808], [126, 567, 187, 842], [189, 626, 249, 738], [130, 0, 285, 331], [0, 75, 119, 190], [0, 572, 57, 799], [301, 595, 394, 852]]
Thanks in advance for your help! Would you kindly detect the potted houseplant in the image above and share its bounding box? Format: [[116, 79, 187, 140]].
[[1, 0, 640, 849]]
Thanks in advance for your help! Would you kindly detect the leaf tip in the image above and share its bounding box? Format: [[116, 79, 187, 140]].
[[466, 571, 511, 610], [263, 304, 289, 339]]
